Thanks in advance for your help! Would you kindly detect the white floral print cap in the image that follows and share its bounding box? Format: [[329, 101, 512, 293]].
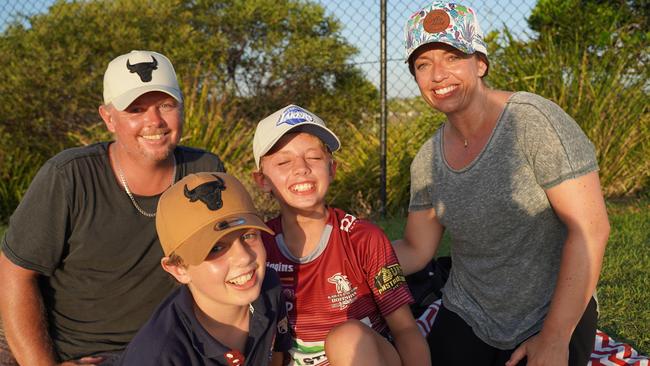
[[404, 2, 488, 62]]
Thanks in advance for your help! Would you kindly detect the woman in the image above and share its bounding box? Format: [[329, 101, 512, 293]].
[[393, 2, 610, 366]]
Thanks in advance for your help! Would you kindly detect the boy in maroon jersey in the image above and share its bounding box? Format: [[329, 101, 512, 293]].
[[252, 105, 430, 366]]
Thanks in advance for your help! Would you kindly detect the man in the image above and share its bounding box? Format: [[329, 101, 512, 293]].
[[0, 50, 225, 365]]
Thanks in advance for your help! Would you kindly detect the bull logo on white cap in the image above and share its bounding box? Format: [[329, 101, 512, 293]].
[[126, 56, 158, 82]]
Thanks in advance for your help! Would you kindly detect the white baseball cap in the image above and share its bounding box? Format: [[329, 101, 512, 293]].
[[103, 50, 183, 111], [253, 105, 340, 169]]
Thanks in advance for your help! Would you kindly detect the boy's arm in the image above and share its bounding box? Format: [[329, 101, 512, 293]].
[[385, 304, 431, 366], [392, 208, 444, 275]]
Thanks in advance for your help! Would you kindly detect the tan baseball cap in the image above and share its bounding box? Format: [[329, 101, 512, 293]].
[[253, 105, 340, 169], [103, 50, 183, 111], [156, 172, 273, 266]]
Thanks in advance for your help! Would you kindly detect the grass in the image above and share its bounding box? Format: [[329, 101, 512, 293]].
[[596, 199, 650, 355], [376, 198, 649, 356]]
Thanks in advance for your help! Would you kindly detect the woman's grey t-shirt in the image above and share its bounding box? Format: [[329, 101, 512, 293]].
[[409, 92, 598, 349]]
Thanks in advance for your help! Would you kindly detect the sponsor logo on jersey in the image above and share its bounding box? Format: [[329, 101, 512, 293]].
[[278, 273, 296, 312], [277, 316, 289, 334], [374, 264, 406, 294], [290, 339, 327, 366], [282, 287, 295, 301], [267, 262, 295, 272], [224, 349, 245, 366], [340, 213, 357, 232], [278, 105, 314, 126], [285, 301, 294, 313], [327, 273, 358, 310]]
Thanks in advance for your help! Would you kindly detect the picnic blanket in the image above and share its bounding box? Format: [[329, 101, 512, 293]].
[[416, 300, 649, 366]]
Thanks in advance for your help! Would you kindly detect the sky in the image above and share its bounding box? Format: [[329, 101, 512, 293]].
[[312, 0, 538, 97], [1, 0, 538, 98]]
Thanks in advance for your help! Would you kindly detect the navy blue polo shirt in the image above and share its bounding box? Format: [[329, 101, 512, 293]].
[[118, 268, 291, 365]]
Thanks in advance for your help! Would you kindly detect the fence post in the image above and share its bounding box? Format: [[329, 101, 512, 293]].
[[380, 0, 387, 218]]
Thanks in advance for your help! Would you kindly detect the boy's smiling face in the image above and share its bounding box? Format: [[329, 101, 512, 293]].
[[255, 132, 336, 214], [164, 228, 266, 310]]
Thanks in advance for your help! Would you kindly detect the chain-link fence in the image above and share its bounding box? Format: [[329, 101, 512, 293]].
[[0, 0, 534, 99], [313, 0, 535, 99], [0, 0, 537, 215]]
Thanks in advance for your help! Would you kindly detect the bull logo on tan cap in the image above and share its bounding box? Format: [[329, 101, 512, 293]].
[[183, 174, 226, 211]]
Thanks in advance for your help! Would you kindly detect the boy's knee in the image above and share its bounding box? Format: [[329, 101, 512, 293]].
[[325, 320, 401, 366], [325, 319, 373, 357], [326, 319, 370, 346]]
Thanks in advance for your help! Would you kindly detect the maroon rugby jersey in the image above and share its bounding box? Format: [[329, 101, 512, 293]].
[[263, 207, 413, 365]]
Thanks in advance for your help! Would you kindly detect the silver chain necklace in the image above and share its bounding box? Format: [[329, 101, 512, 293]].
[[114, 153, 176, 218]]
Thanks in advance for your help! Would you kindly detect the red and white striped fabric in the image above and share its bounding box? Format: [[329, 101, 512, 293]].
[[415, 300, 441, 336], [417, 300, 649, 365], [590, 330, 649, 366]]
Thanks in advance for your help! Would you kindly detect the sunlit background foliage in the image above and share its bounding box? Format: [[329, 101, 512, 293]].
[[0, 0, 647, 222]]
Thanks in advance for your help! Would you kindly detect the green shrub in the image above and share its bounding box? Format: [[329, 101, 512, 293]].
[[179, 70, 280, 218], [0, 0, 372, 166], [331, 98, 442, 217], [3, 0, 646, 220], [0, 0, 378, 219], [0, 128, 44, 223], [488, 26, 649, 197]]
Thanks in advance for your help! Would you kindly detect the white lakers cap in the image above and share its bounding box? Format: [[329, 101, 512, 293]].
[[253, 105, 340, 169]]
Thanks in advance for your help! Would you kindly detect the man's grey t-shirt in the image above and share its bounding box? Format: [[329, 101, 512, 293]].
[[409, 92, 598, 349]]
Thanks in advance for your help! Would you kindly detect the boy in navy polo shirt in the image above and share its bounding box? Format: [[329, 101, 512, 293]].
[[119, 172, 291, 366]]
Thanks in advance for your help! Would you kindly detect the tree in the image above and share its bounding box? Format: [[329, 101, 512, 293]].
[[0, 0, 378, 220], [0, 0, 377, 148], [486, 0, 649, 197], [527, 0, 648, 53]]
